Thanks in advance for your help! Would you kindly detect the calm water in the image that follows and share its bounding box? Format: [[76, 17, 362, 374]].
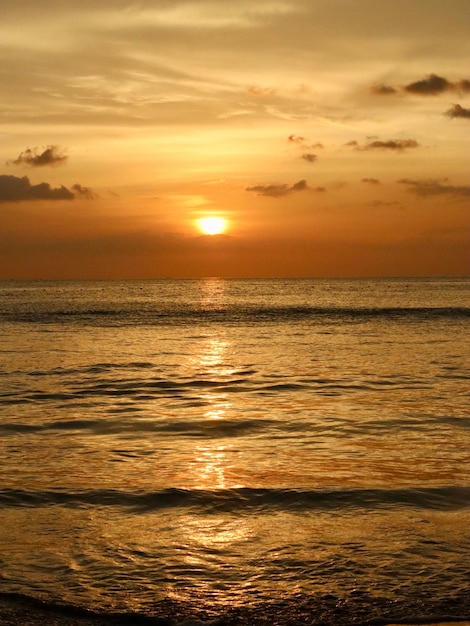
[[0, 278, 469, 624]]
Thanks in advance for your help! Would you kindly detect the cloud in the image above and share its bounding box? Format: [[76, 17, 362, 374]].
[[404, 73, 451, 95], [301, 153, 318, 163], [398, 178, 470, 199], [348, 139, 419, 152], [445, 104, 470, 119], [247, 85, 276, 97], [370, 84, 397, 95], [246, 179, 309, 197], [72, 183, 98, 199], [362, 178, 381, 184], [0, 175, 95, 203], [288, 135, 306, 144], [371, 75, 470, 97], [456, 79, 470, 93], [288, 135, 323, 149], [369, 200, 400, 207], [9, 145, 68, 167], [289, 135, 323, 165], [291, 179, 308, 191]]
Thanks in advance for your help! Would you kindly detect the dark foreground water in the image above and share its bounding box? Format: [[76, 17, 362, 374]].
[[0, 278, 469, 625]]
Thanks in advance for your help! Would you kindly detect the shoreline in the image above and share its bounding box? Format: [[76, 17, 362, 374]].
[[1, 593, 469, 626]]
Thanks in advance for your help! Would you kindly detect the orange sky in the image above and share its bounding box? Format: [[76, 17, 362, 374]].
[[1, 0, 469, 278]]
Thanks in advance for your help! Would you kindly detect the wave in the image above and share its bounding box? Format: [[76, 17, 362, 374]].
[[0, 415, 275, 437], [0, 358, 452, 409], [1, 486, 468, 513], [3, 305, 469, 326]]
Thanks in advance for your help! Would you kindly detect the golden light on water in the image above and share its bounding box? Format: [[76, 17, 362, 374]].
[[197, 216, 227, 236]]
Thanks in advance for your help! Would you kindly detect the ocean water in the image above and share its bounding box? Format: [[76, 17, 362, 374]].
[[0, 278, 469, 625]]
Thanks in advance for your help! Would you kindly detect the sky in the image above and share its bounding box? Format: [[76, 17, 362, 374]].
[[1, 0, 469, 279]]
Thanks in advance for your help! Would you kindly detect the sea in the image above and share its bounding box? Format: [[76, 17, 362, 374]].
[[0, 277, 469, 625]]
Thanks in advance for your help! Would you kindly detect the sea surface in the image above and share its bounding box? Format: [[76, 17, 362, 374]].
[[0, 278, 469, 625]]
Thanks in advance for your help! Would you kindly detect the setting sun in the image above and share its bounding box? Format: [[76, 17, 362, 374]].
[[197, 217, 227, 236]]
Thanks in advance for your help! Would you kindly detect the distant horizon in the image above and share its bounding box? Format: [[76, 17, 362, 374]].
[[1, 274, 469, 282]]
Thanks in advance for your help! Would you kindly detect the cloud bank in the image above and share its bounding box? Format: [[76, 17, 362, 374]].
[[0, 175, 94, 203], [398, 178, 470, 199]]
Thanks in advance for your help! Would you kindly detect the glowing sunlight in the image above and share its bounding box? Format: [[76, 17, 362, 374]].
[[197, 216, 227, 236]]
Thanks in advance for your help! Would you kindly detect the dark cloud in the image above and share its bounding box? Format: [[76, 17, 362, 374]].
[[301, 153, 318, 163], [362, 178, 381, 184], [0, 175, 95, 203], [313, 186, 326, 192], [246, 179, 309, 197], [291, 179, 308, 191], [371, 75, 470, 97], [349, 139, 419, 152], [0, 175, 74, 202], [404, 73, 450, 95], [72, 183, 98, 199], [445, 104, 470, 119], [9, 145, 68, 167], [456, 79, 470, 93], [398, 178, 470, 199], [370, 84, 397, 95], [366, 139, 419, 151]]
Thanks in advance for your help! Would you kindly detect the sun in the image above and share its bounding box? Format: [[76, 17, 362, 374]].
[[197, 216, 227, 236]]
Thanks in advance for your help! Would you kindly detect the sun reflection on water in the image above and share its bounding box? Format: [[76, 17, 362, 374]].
[[194, 444, 228, 489], [190, 330, 233, 489]]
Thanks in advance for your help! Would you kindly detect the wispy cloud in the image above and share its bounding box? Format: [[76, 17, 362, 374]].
[[246, 179, 309, 197], [288, 135, 323, 149], [370, 84, 397, 95], [288, 135, 306, 145], [398, 178, 470, 199], [301, 153, 318, 163], [247, 85, 277, 97], [0, 175, 95, 203], [288, 135, 323, 165], [445, 104, 470, 119], [348, 139, 419, 152], [9, 145, 68, 167], [71, 183, 98, 199], [361, 178, 381, 184], [369, 200, 400, 207]]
